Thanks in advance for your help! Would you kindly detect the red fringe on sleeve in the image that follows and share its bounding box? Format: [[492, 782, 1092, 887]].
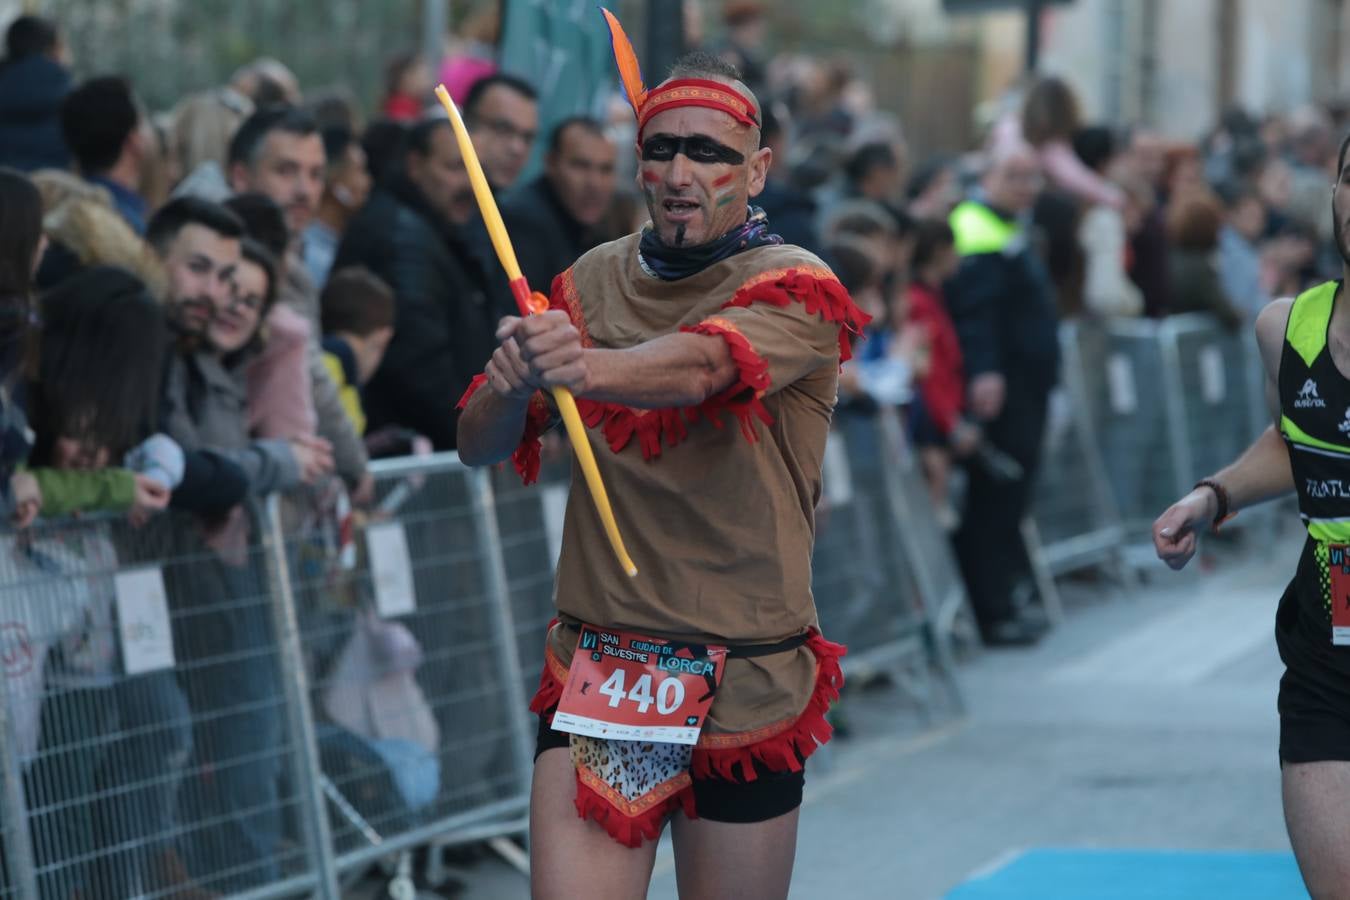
[[456, 375, 553, 485], [535, 264, 871, 461], [679, 316, 774, 444], [721, 266, 872, 362]]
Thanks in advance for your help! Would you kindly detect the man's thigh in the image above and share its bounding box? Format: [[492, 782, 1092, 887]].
[[530, 747, 659, 900], [1283, 760, 1350, 899], [670, 807, 799, 900]]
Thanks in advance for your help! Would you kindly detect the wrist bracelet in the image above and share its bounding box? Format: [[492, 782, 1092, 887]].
[[1193, 479, 1234, 531]]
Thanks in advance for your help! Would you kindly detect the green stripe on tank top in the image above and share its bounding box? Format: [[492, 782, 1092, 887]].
[[1282, 414, 1350, 456], [1285, 280, 1337, 369], [1307, 519, 1350, 544]]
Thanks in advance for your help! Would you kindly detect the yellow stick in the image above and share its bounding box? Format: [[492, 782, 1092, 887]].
[[434, 85, 638, 577]]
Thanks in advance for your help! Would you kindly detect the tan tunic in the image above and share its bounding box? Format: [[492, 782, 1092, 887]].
[[507, 234, 865, 738]]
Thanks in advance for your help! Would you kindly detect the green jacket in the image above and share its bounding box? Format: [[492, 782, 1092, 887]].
[[29, 466, 136, 517]]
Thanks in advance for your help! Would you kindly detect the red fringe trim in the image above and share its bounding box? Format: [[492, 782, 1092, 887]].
[[574, 772, 697, 848], [528, 629, 847, 783], [456, 374, 553, 485], [528, 656, 564, 717], [680, 317, 774, 444], [526, 264, 871, 465], [690, 631, 846, 782], [575, 398, 690, 458], [721, 267, 871, 363], [455, 373, 488, 411]]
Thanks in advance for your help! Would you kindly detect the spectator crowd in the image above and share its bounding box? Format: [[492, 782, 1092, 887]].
[[0, 2, 1344, 896]]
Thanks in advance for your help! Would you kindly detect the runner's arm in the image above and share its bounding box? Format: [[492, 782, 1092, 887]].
[[505, 311, 739, 409], [580, 336, 737, 407], [457, 321, 541, 467], [1153, 298, 1294, 569]]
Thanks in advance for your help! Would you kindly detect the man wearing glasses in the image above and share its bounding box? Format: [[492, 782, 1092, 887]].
[[464, 73, 539, 193]]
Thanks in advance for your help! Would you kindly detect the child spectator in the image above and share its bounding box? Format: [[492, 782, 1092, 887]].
[[908, 219, 980, 521], [319, 266, 395, 436], [832, 236, 927, 410]]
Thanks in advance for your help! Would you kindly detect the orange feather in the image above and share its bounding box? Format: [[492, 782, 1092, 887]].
[[600, 8, 647, 118]]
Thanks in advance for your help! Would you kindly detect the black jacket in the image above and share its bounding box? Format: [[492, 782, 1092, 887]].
[[0, 54, 71, 172], [755, 178, 823, 257], [500, 175, 605, 297], [334, 175, 499, 450], [946, 203, 1060, 393]]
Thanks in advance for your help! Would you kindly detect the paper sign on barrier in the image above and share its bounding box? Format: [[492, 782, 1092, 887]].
[[1198, 345, 1227, 405], [1106, 353, 1137, 415], [115, 567, 176, 675], [823, 432, 853, 507], [367, 521, 416, 618], [540, 483, 568, 571]]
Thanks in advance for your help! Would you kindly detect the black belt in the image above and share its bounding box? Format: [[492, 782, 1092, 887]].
[[726, 633, 810, 658], [556, 621, 809, 659]]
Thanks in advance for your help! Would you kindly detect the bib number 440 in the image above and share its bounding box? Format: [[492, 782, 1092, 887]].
[[599, 669, 685, 715]]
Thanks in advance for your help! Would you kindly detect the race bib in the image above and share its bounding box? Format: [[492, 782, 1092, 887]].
[[552, 625, 727, 745], [1330, 544, 1350, 645]]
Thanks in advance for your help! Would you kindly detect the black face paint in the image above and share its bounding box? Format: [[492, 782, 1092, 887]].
[[675, 224, 687, 246], [641, 134, 745, 166]]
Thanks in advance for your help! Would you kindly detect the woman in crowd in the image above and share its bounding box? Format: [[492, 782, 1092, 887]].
[[1166, 186, 1244, 330]]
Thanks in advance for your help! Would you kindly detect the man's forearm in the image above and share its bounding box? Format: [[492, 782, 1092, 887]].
[[581, 333, 736, 409], [457, 388, 532, 466], [1211, 424, 1294, 512]]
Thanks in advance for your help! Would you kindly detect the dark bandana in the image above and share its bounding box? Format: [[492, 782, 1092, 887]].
[[637, 207, 783, 281]]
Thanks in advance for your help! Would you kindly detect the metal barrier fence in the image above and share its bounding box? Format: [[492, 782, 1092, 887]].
[[1031, 313, 1277, 577], [0, 312, 1284, 897], [0, 421, 971, 898]]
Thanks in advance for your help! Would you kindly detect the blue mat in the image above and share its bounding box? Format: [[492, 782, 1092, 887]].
[[946, 849, 1307, 899]]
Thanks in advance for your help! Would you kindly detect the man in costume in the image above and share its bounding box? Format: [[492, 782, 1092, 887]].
[[1154, 131, 1350, 897], [457, 13, 867, 899]]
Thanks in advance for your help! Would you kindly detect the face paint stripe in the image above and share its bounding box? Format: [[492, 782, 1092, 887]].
[[715, 193, 739, 209], [712, 172, 735, 187], [641, 135, 746, 166], [641, 171, 661, 184]]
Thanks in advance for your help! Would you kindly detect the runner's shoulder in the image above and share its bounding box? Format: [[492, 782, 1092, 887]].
[[1254, 297, 1294, 379]]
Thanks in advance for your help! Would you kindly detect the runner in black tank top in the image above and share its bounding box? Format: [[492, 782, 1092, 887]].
[[1154, 134, 1350, 897]]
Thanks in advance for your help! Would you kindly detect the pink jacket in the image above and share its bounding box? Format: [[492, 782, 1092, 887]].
[[247, 304, 317, 439], [1039, 140, 1124, 210]]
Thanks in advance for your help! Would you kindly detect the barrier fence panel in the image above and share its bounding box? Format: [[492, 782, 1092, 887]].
[[1159, 316, 1257, 498], [1029, 321, 1129, 578], [0, 636, 36, 900], [0, 506, 322, 900], [1158, 316, 1280, 545], [873, 407, 977, 679], [815, 408, 966, 714], [814, 409, 925, 672], [1041, 314, 1279, 566], [296, 456, 533, 876], [1081, 318, 1180, 535], [486, 453, 573, 710]]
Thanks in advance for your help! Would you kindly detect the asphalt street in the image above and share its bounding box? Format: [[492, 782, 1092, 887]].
[[375, 530, 1304, 899]]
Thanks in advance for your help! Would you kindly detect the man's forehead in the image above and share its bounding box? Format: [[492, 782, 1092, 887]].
[[262, 128, 324, 160], [174, 225, 239, 261], [481, 84, 538, 117], [429, 126, 464, 161], [563, 128, 616, 159]]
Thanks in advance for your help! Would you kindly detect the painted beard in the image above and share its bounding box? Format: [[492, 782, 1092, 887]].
[[675, 224, 687, 246]]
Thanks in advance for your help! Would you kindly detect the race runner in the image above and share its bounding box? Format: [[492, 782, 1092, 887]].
[[456, 13, 867, 899], [1154, 132, 1350, 897]]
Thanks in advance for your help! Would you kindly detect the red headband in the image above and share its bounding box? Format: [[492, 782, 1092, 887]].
[[637, 78, 759, 134], [601, 9, 759, 138]]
